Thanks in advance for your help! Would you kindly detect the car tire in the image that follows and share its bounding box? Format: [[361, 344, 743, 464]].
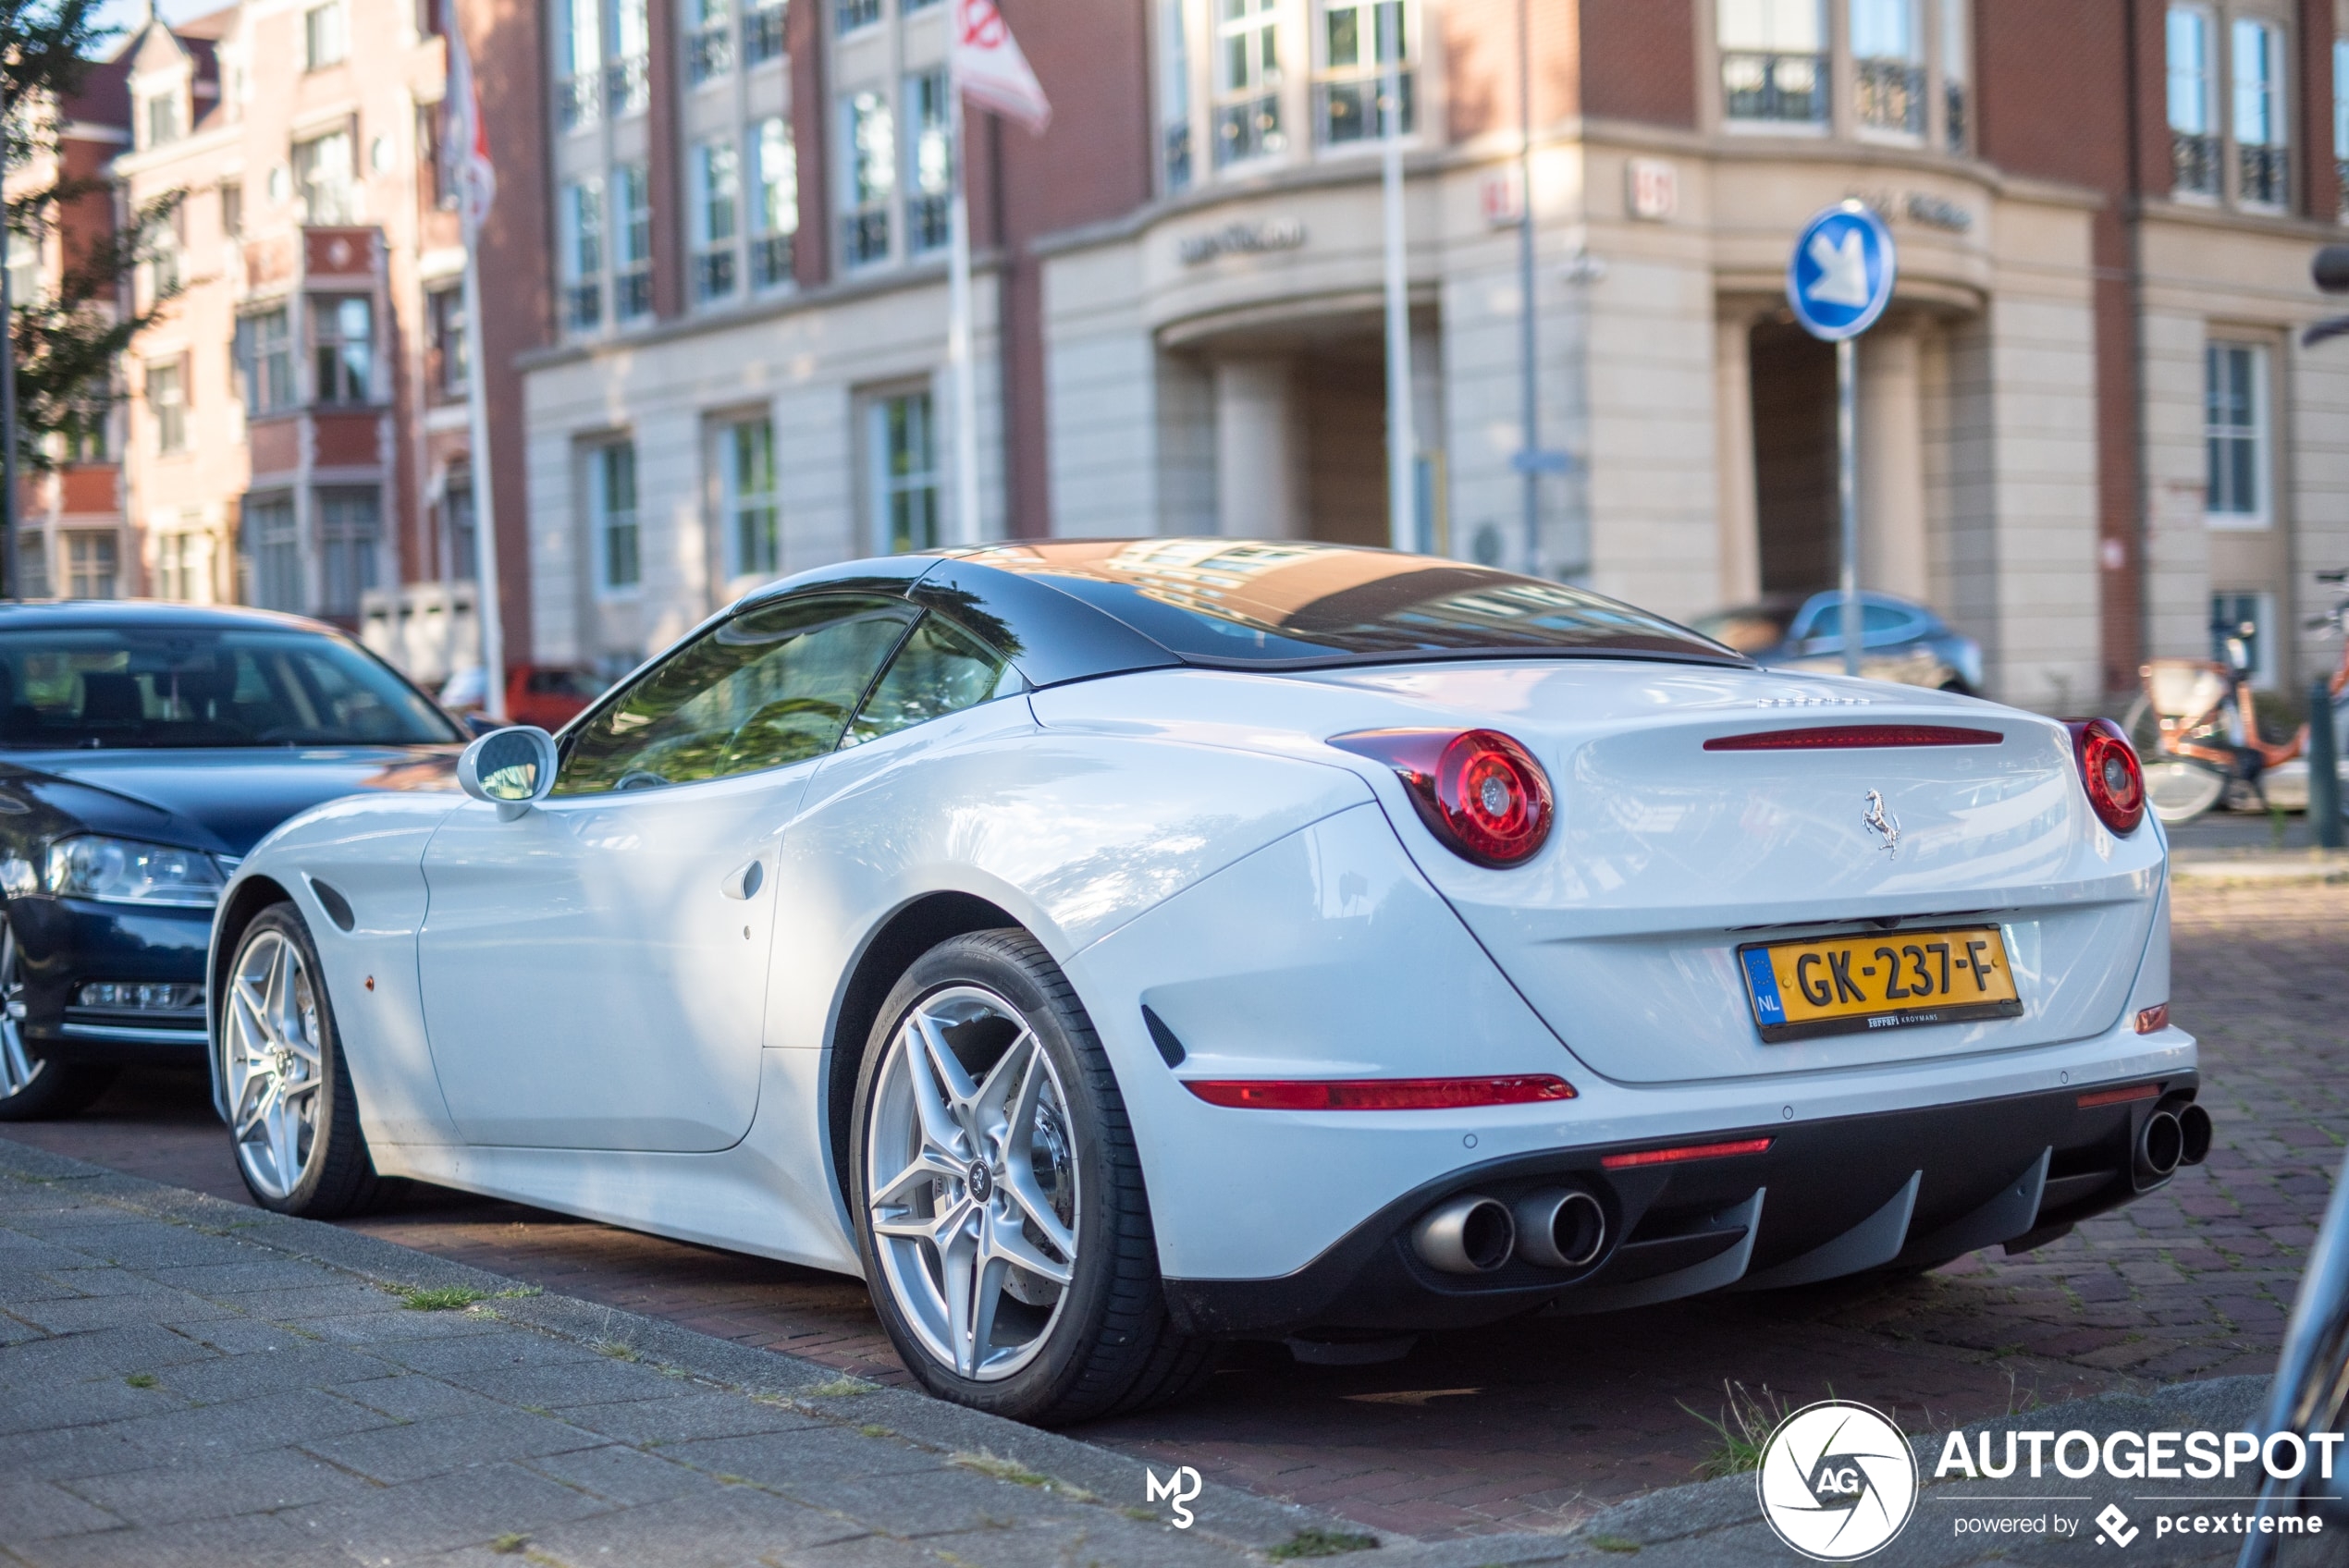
[[851, 928, 1219, 1426], [220, 902, 387, 1218], [0, 916, 117, 1121]]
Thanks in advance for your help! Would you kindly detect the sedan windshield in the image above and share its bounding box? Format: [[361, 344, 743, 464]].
[[0, 626, 461, 748], [962, 540, 1740, 668]]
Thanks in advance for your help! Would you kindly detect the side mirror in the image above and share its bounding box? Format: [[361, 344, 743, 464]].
[[457, 726, 560, 820]]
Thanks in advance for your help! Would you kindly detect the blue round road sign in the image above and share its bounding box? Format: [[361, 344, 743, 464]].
[[1786, 202, 1897, 342]]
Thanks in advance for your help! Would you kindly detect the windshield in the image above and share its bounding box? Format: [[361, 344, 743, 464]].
[[962, 540, 1740, 668], [0, 625, 462, 749]]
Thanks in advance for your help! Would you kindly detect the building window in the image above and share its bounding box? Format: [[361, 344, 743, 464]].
[[4, 227, 35, 305], [1851, 0, 1923, 135], [1719, 0, 1827, 127], [15, 535, 48, 600], [2336, 38, 2349, 217], [2209, 590, 2278, 688], [1161, 0, 1191, 190], [235, 306, 295, 414], [610, 0, 650, 116], [66, 533, 118, 600], [593, 441, 641, 592], [220, 179, 243, 237], [1942, 0, 1968, 149], [445, 473, 478, 579], [752, 116, 796, 288], [615, 165, 652, 320], [304, 1, 347, 68], [906, 70, 952, 256], [418, 103, 456, 211], [245, 496, 301, 611], [1316, 0, 1412, 146], [870, 390, 938, 555], [146, 202, 184, 299], [2232, 18, 2286, 207], [312, 296, 374, 404], [427, 285, 469, 396], [721, 417, 780, 578], [693, 139, 739, 301], [690, 0, 732, 82], [2205, 341, 2268, 528], [318, 488, 379, 617], [744, 0, 785, 64], [143, 91, 182, 150], [1214, 0, 1285, 165], [155, 530, 201, 602], [838, 0, 880, 31], [842, 90, 894, 268], [146, 361, 186, 454], [558, 0, 603, 129], [561, 178, 605, 329], [61, 406, 107, 464], [294, 130, 356, 224], [2169, 6, 2220, 195]]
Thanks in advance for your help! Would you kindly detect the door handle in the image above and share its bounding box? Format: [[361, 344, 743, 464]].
[[721, 858, 766, 900]]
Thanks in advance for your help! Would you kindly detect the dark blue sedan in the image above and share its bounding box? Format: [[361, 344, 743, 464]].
[[0, 602, 462, 1119]]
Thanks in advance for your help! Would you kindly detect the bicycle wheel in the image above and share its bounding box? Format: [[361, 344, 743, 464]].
[[2144, 757, 2228, 825]]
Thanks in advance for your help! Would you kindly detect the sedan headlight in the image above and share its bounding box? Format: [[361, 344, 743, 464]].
[[44, 837, 227, 908]]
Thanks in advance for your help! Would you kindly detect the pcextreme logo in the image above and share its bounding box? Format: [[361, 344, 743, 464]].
[[1146, 1464, 1203, 1528], [1757, 1401, 1920, 1561]]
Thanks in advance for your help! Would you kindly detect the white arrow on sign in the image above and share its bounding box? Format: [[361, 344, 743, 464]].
[[1805, 227, 1872, 309]]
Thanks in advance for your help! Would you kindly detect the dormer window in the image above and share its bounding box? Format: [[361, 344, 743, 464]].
[[143, 91, 183, 149]]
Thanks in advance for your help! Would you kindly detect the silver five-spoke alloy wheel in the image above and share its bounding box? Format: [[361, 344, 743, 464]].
[[225, 926, 324, 1200], [0, 923, 42, 1102], [866, 986, 1080, 1381]]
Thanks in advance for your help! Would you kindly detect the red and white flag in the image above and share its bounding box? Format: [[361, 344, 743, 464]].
[[952, 0, 1052, 135], [443, 0, 498, 233]]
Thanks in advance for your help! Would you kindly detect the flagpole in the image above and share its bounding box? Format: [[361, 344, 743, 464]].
[[1380, 42, 1414, 553], [447, 0, 507, 723], [945, 87, 983, 547]]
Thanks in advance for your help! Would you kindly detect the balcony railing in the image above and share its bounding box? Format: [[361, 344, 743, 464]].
[[1164, 121, 1191, 190], [689, 23, 732, 83], [1720, 51, 1826, 126], [744, 0, 784, 64], [564, 281, 602, 331], [2338, 159, 2349, 221], [558, 72, 600, 131], [844, 208, 889, 267], [908, 193, 949, 255], [615, 266, 652, 320], [752, 232, 793, 288], [1855, 57, 1924, 135], [1946, 81, 1967, 151], [2173, 130, 2220, 195], [1212, 92, 1284, 166], [836, 0, 879, 29], [1316, 68, 1414, 145], [606, 54, 649, 117], [2240, 142, 2289, 206], [695, 250, 736, 300]]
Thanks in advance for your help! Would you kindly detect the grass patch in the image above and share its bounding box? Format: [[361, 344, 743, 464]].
[[392, 1285, 491, 1312], [596, 1341, 641, 1362], [858, 1423, 893, 1439], [1683, 1381, 1792, 1479], [123, 1372, 156, 1389], [953, 1451, 1048, 1487], [489, 1534, 529, 1555], [1267, 1527, 1380, 1559], [803, 1376, 877, 1397], [1586, 1534, 1642, 1554]]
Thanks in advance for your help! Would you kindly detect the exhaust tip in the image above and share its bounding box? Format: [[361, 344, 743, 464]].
[[1411, 1194, 1515, 1274], [2138, 1109, 2184, 1181], [1513, 1188, 1608, 1269], [2178, 1102, 2213, 1166]]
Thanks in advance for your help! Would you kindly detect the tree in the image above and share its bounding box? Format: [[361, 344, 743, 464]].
[[2, 0, 182, 589]]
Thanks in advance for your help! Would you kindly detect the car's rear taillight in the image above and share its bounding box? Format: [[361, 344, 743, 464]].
[[1329, 729, 1555, 867], [2064, 717, 2146, 835]]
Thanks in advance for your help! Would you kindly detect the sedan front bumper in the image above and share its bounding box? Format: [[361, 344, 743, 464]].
[[8, 894, 212, 1066]]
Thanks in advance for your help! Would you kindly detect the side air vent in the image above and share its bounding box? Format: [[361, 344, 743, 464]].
[[309, 877, 357, 934]]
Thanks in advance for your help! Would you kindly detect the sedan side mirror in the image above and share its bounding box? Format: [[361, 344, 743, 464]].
[[457, 726, 560, 821]]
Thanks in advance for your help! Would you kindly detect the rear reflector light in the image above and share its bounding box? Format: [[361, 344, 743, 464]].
[[2134, 1003, 2170, 1035], [1599, 1136, 1774, 1170], [2064, 717, 2146, 835], [2077, 1081, 2163, 1109], [1183, 1074, 1577, 1110], [1703, 725, 2005, 752], [1328, 729, 1555, 867]]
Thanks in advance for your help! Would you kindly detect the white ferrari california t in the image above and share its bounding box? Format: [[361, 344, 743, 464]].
[[207, 539, 2204, 1425]]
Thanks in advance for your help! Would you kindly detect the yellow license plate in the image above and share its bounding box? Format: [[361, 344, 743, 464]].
[[1738, 925, 2023, 1043]]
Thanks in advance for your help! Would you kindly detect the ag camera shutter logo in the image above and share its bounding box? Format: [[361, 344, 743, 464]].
[[1757, 1401, 1918, 1561]]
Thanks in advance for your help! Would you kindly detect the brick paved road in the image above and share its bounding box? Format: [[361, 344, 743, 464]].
[[9, 879, 2340, 1542]]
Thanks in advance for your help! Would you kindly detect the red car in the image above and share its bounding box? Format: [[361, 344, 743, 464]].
[[439, 664, 610, 731]]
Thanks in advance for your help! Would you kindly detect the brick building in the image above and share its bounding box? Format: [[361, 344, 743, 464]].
[[508, 0, 2349, 707]]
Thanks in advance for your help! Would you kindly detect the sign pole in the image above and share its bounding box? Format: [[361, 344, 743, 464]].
[[1381, 51, 1413, 553], [946, 85, 982, 548], [1837, 336, 1859, 677]]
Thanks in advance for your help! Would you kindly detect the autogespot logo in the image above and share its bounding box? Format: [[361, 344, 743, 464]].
[[1757, 1401, 1920, 1561]]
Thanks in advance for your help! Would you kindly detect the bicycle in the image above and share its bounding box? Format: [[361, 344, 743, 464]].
[[2123, 569, 2349, 827]]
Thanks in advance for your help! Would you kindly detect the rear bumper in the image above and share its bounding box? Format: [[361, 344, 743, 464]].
[[7, 894, 211, 1067], [1162, 1072, 2199, 1338]]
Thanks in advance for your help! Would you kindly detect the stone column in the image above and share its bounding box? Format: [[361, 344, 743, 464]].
[[1859, 325, 1927, 601], [1213, 357, 1305, 538], [1715, 313, 1762, 605]]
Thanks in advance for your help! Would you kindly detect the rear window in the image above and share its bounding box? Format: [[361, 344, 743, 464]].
[[964, 541, 1738, 668], [0, 625, 461, 749]]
